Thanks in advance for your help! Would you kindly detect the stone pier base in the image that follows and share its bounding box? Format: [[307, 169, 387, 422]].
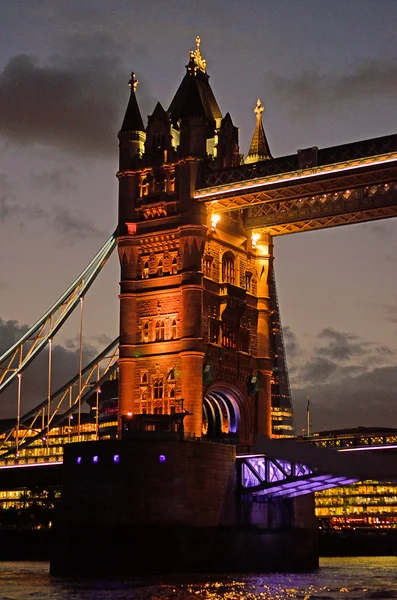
[[51, 439, 318, 576]]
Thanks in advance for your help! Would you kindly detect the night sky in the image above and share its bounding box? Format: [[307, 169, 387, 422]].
[[1, 1, 396, 433]]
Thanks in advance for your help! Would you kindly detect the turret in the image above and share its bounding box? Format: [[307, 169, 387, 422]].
[[118, 73, 146, 170], [168, 37, 223, 159]]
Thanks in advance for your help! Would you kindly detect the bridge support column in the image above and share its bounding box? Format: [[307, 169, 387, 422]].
[[254, 233, 273, 438], [118, 358, 137, 436], [180, 351, 204, 437]]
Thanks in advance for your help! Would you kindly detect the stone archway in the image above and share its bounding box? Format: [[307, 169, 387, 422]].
[[202, 382, 251, 444]]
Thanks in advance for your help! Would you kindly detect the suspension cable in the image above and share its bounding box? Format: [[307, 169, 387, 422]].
[[0, 230, 117, 396]]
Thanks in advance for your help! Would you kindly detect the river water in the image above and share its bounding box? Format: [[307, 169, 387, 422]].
[[1, 557, 397, 599]]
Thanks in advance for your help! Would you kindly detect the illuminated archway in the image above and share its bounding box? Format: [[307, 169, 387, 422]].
[[202, 383, 251, 442]]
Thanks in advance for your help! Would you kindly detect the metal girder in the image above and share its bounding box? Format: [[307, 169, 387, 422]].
[[0, 231, 117, 396], [245, 184, 397, 235], [196, 156, 397, 211], [237, 454, 358, 498], [0, 338, 119, 459], [202, 134, 397, 190]]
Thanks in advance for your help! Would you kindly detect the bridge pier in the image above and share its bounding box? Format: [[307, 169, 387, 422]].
[[51, 439, 318, 576]]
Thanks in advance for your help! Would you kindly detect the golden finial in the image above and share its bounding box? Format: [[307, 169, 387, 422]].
[[128, 72, 139, 92], [254, 99, 264, 120], [188, 35, 207, 74]]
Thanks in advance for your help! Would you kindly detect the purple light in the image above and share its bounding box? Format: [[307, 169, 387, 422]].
[[113, 454, 120, 463], [77, 456, 82, 465], [93, 455, 98, 464], [159, 454, 166, 463]]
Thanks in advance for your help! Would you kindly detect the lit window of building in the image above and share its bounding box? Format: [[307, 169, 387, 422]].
[[153, 378, 164, 399], [222, 252, 235, 284], [170, 319, 177, 339], [155, 320, 165, 341]]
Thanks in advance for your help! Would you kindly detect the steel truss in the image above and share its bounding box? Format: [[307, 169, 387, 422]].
[[237, 454, 358, 498], [0, 231, 117, 395], [0, 338, 119, 459], [245, 183, 397, 235]]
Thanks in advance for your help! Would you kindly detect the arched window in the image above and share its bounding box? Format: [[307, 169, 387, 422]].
[[157, 259, 163, 276], [141, 372, 148, 384], [171, 256, 177, 275], [143, 322, 149, 343], [170, 318, 177, 339], [155, 320, 165, 341], [222, 320, 237, 349], [153, 379, 164, 399], [169, 387, 175, 399], [143, 261, 149, 279], [168, 171, 175, 193], [203, 255, 213, 278], [245, 271, 252, 292], [222, 252, 235, 284], [141, 176, 149, 197]]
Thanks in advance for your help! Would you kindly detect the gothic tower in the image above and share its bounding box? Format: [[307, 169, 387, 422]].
[[117, 38, 275, 447]]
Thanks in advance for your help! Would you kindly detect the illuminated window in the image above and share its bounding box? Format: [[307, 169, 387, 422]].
[[141, 176, 149, 197], [171, 319, 177, 339], [143, 322, 149, 343], [245, 272, 252, 292], [203, 255, 213, 278], [222, 321, 237, 348], [209, 319, 220, 344], [143, 261, 149, 279], [222, 252, 235, 284], [157, 259, 163, 276], [168, 170, 175, 193], [171, 256, 178, 274], [155, 320, 165, 341], [153, 378, 164, 399]]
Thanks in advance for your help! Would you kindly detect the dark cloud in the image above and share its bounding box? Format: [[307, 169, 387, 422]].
[[0, 52, 153, 157], [0, 319, 100, 419], [30, 168, 77, 193], [0, 318, 29, 354], [299, 357, 338, 385], [0, 174, 17, 222], [316, 327, 368, 361], [48, 206, 105, 241], [285, 324, 397, 433], [283, 325, 299, 359], [89, 333, 113, 347], [271, 57, 397, 116], [0, 194, 104, 241], [292, 365, 397, 434]]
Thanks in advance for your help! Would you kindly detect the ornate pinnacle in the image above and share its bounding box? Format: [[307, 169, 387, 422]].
[[128, 72, 139, 92], [254, 99, 264, 120], [187, 35, 207, 75]]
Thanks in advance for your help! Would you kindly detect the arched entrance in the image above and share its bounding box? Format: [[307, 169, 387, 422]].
[[202, 383, 250, 443]]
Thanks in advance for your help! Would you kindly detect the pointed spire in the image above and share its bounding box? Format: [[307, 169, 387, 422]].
[[246, 99, 272, 163], [168, 37, 221, 127], [120, 72, 145, 133]]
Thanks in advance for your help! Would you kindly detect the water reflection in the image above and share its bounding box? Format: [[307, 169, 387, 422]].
[[0, 557, 397, 599]]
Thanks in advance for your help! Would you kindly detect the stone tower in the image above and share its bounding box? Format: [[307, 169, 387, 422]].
[[117, 38, 275, 447]]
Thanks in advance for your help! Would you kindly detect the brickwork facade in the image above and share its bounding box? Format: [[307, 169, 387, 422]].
[[117, 45, 274, 445]]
